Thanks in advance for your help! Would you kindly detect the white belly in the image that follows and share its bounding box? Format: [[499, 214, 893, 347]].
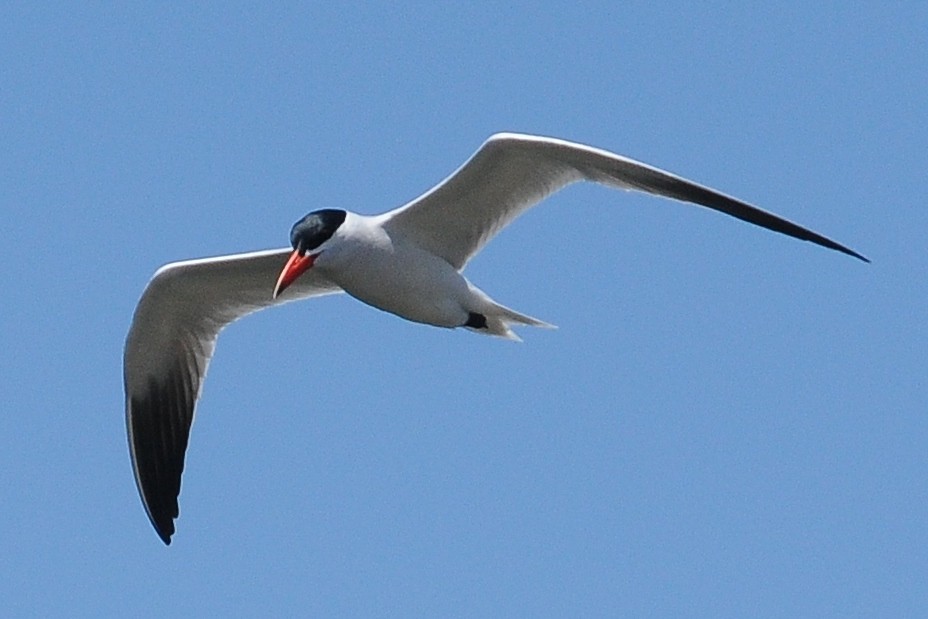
[[317, 237, 474, 328]]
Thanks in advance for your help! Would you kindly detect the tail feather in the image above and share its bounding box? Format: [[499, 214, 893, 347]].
[[469, 302, 556, 341]]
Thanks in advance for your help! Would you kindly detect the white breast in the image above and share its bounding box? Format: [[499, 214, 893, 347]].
[[314, 213, 473, 327]]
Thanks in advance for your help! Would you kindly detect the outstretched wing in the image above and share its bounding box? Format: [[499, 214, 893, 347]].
[[124, 248, 342, 544], [382, 133, 866, 269]]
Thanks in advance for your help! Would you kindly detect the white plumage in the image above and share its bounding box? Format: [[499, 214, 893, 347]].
[[125, 132, 865, 544]]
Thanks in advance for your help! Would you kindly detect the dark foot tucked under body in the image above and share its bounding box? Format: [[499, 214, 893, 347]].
[[465, 312, 488, 329]]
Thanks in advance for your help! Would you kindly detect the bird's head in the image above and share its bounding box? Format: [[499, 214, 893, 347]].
[[273, 209, 347, 298]]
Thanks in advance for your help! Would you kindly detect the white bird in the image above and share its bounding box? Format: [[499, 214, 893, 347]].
[[125, 132, 866, 544]]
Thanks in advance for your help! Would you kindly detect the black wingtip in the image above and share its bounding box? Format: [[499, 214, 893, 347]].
[[633, 169, 870, 265], [823, 239, 869, 263], [140, 488, 177, 545], [153, 520, 174, 545], [128, 368, 193, 548], [850, 249, 870, 263]]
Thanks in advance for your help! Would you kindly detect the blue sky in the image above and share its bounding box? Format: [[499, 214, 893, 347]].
[[2, 3, 925, 616]]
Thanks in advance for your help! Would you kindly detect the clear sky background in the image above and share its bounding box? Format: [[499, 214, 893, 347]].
[[1, 3, 924, 617]]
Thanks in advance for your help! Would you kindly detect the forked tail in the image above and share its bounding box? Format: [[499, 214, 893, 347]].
[[466, 301, 556, 341]]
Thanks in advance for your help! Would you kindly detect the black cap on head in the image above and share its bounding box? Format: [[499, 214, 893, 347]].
[[290, 209, 347, 255]]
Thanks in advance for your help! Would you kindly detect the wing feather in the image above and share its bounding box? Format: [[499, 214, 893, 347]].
[[124, 248, 341, 543], [383, 133, 867, 268]]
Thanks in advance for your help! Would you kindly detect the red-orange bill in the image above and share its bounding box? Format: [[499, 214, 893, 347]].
[[273, 250, 317, 298]]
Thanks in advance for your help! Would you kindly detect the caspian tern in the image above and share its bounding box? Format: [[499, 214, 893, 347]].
[[125, 132, 866, 544]]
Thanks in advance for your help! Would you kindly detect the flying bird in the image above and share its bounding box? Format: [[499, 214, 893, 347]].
[[125, 132, 866, 544]]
